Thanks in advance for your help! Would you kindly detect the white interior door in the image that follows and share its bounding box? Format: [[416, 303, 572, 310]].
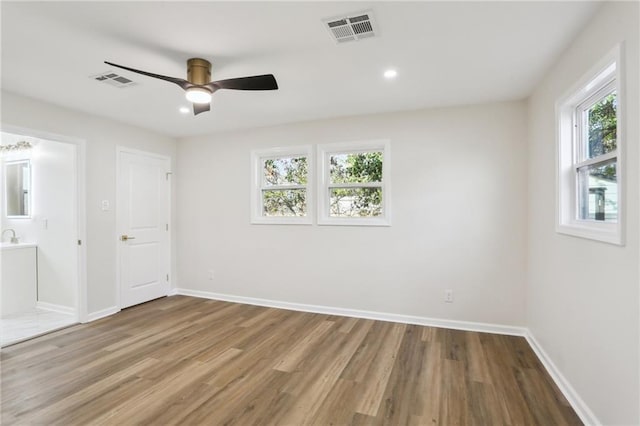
[[117, 149, 170, 309]]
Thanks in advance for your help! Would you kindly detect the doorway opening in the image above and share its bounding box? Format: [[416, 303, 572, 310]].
[[0, 127, 86, 346]]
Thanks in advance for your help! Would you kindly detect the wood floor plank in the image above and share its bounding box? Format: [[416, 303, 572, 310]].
[[309, 378, 361, 425], [468, 381, 505, 425], [17, 357, 161, 424], [1, 334, 139, 412], [338, 317, 359, 334], [144, 381, 222, 426], [439, 358, 471, 425], [0, 296, 583, 425], [339, 321, 388, 382], [517, 367, 582, 425], [421, 326, 437, 342], [277, 319, 373, 425], [416, 340, 443, 423], [238, 306, 280, 328], [354, 322, 406, 416], [272, 320, 334, 372], [92, 359, 216, 425], [373, 325, 426, 425], [213, 369, 293, 426], [467, 331, 493, 384]]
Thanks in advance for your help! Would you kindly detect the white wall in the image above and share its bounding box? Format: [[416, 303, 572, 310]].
[[176, 101, 528, 326], [526, 2, 639, 424], [1, 134, 77, 309], [1, 91, 178, 316]]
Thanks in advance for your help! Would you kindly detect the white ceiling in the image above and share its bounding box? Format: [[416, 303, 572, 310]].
[[1, 1, 600, 138]]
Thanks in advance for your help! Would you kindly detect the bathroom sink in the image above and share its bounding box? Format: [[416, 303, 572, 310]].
[[0, 242, 37, 250]]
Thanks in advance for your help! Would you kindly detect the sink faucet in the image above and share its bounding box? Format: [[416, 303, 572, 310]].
[[2, 229, 19, 244]]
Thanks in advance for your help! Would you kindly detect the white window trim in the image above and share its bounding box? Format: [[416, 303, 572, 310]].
[[317, 139, 391, 226], [250, 146, 313, 225], [555, 43, 624, 245]]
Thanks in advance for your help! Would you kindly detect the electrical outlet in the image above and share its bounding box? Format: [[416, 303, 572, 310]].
[[208, 270, 215, 280], [444, 289, 454, 303]]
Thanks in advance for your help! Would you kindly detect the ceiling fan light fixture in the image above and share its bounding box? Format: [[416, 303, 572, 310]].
[[103, 60, 278, 116], [185, 87, 212, 104]]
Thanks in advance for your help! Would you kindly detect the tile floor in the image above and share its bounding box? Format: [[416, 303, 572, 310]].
[[1, 309, 76, 347]]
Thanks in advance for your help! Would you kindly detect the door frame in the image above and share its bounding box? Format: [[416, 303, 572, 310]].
[[1, 124, 87, 322], [115, 146, 172, 309]]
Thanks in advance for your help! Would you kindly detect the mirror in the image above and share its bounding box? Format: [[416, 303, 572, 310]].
[[5, 160, 31, 217]]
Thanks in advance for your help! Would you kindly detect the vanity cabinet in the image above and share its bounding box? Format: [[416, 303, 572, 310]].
[[1, 243, 37, 317]]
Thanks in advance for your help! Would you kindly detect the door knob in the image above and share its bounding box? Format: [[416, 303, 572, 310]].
[[120, 235, 136, 241]]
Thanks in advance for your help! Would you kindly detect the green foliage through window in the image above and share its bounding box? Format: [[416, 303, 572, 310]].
[[329, 151, 383, 217], [330, 152, 382, 184], [330, 188, 381, 217], [263, 189, 306, 217], [263, 157, 307, 186], [587, 91, 616, 161], [578, 160, 617, 221], [262, 156, 307, 217], [578, 90, 618, 221]]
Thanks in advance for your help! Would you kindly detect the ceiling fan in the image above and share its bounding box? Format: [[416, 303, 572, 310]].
[[104, 58, 278, 115]]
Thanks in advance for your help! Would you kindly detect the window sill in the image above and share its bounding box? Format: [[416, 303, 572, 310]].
[[251, 217, 312, 225], [556, 222, 623, 246], [317, 217, 391, 227]]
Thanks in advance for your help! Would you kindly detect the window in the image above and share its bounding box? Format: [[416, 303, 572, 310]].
[[251, 146, 313, 224], [557, 46, 623, 244], [318, 140, 390, 226]]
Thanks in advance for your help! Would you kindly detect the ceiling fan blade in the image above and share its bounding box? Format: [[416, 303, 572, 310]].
[[193, 103, 210, 116], [209, 74, 278, 91], [104, 61, 192, 90]]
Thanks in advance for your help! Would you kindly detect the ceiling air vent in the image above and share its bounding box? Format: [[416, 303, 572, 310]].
[[323, 10, 377, 43], [91, 72, 137, 88]]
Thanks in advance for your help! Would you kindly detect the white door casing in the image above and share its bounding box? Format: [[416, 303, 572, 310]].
[[117, 148, 170, 309]]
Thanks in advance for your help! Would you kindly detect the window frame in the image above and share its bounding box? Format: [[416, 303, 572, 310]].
[[556, 44, 624, 245], [317, 139, 391, 226], [250, 145, 313, 225]]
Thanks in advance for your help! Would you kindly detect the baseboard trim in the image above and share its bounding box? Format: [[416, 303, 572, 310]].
[[36, 301, 75, 316], [174, 288, 526, 336], [525, 331, 600, 426], [167, 288, 179, 296], [85, 306, 120, 323]]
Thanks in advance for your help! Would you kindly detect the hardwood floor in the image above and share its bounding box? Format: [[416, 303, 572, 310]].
[[1, 296, 581, 425]]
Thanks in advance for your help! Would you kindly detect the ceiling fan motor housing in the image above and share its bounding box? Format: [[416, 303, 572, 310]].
[[187, 58, 211, 85]]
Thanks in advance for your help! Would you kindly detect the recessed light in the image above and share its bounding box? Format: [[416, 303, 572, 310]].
[[179, 106, 190, 114], [384, 69, 398, 79]]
